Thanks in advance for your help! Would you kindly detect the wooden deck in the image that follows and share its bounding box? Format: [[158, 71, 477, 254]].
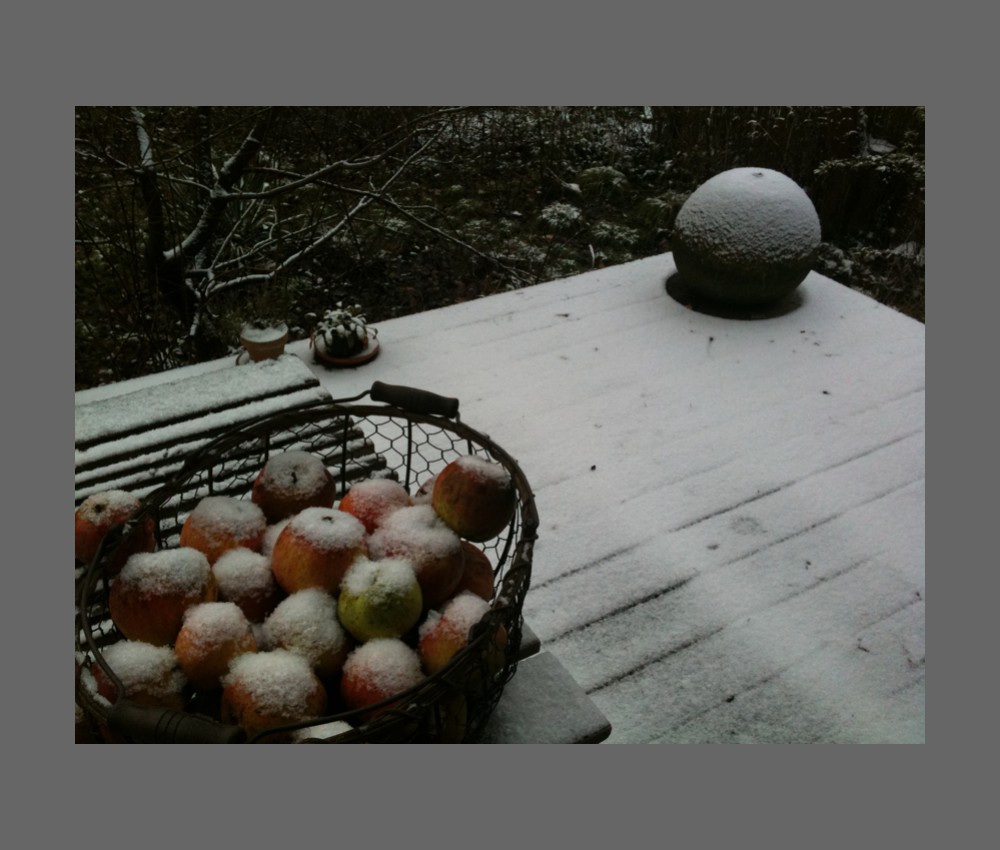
[[75, 252, 924, 743]]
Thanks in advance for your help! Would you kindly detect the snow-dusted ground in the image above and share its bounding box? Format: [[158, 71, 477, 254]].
[[77, 252, 925, 743]]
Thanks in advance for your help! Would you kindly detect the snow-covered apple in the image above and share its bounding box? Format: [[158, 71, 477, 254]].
[[174, 601, 258, 692], [417, 591, 494, 674], [338, 477, 413, 534], [109, 547, 217, 646], [221, 649, 328, 741], [337, 556, 423, 642], [412, 474, 437, 505], [251, 450, 337, 523], [431, 455, 516, 542], [367, 504, 465, 609], [340, 637, 426, 717], [264, 588, 351, 679], [179, 495, 267, 564], [75, 489, 155, 572], [211, 547, 285, 623], [270, 507, 368, 595], [261, 518, 291, 558], [87, 640, 187, 712]]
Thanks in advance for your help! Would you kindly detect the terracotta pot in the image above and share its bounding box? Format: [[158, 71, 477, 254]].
[[240, 323, 289, 362]]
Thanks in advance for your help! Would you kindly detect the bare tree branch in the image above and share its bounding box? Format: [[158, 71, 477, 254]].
[[205, 125, 448, 297], [163, 107, 279, 263]]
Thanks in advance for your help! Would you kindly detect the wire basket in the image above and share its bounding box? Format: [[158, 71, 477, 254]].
[[75, 382, 538, 744]]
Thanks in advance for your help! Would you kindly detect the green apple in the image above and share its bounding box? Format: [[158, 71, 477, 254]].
[[337, 556, 423, 642]]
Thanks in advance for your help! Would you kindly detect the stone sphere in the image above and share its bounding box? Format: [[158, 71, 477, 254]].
[[671, 167, 821, 308]]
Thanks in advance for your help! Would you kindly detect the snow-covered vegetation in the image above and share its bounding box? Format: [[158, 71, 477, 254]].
[[75, 106, 925, 389]]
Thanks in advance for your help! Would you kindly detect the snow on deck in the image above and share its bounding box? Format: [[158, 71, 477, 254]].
[[76, 252, 925, 743], [75, 355, 320, 448]]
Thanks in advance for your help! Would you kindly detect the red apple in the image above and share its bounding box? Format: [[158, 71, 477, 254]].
[[412, 474, 438, 505], [174, 601, 258, 692], [212, 547, 285, 623], [109, 547, 217, 646], [455, 541, 495, 601], [340, 637, 426, 717], [87, 640, 187, 712], [264, 588, 351, 679], [75, 489, 155, 573], [431, 455, 516, 542], [261, 518, 291, 558], [338, 478, 413, 534], [417, 591, 493, 674], [367, 504, 465, 609], [270, 507, 368, 595], [337, 556, 424, 642], [179, 495, 267, 564], [251, 450, 337, 523], [221, 649, 327, 740]]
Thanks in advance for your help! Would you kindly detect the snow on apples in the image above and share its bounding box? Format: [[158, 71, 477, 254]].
[[81, 448, 513, 742]]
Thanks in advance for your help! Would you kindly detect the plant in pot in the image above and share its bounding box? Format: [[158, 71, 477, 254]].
[[310, 303, 379, 368], [239, 317, 289, 362]]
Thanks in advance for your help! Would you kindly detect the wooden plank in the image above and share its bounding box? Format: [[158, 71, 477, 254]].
[[477, 651, 612, 744], [75, 355, 323, 450]]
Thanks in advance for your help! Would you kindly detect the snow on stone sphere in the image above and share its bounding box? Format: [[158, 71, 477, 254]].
[[675, 168, 820, 265], [671, 167, 821, 307]]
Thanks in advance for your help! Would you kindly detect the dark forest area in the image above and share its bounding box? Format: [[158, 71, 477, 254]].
[[75, 106, 924, 390]]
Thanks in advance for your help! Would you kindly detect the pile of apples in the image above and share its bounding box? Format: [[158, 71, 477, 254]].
[[75, 450, 518, 743]]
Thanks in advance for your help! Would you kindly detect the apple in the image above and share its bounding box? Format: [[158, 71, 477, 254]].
[[211, 547, 285, 623], [417, 591, 493, 674], [221, 649, 328, 741], [75, 489, 155, 573], [174, 601, 258, 692], [338, 478, 413, 534], [263, 588, 351, 679], [260, 518, 291, 557], [87, 640, 187, 712], [340, 637, 426, 717], [179, 495, 267, 564], [251, 450, 337, 523], [431, 455, 517, 542], [455, 541, 495, 601], [109, 547, 217, 646], [412, 474, 438, 505], [270, 507, 368, 595], [367, 504, 465, 609], [337, 556, 423, 642]]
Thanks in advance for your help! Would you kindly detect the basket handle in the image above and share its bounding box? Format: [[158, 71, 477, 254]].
[[107, 701, 246, 744], [370, 381, 460, 418]]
